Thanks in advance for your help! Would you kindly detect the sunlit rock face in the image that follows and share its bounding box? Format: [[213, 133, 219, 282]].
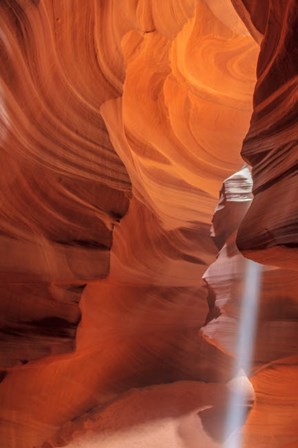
[[202, 166, 254, 359], [203, 167, 298, 368], [0, 1, 297, 448], [203, 166, 298, 447]]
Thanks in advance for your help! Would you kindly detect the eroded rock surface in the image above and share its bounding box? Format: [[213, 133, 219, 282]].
[[235, 0, 298, 269], [0, 0, 131, 368], [0, 0, 297, 447], [203, 166, 298, 447]]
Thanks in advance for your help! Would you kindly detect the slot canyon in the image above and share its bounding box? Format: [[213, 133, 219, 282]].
[[0, 0, 297, 447]]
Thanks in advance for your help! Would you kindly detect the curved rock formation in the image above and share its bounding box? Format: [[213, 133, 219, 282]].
[[0, 0, 297, 447], [235, 0, 298, 269], [203, 166, 298, 368], [202, 165, 298, 447], [0, 0, 131, 368], [243, 356, 298, 448]]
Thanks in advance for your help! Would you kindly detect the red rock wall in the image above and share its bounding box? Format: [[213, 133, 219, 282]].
[[0, 0, 131, 368], [203, 166, 298, 447], [232, 2, 298, 446], [235, 0, 298, 270], [0, 0, 297, 447]]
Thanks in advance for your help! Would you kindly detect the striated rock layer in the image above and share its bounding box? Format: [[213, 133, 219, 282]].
[[203, 166, 298, 447], [234, 0, 298, 269], [0, 0, 131, 367], [0, 0, 297, 447], [232, 2, 298, 446]]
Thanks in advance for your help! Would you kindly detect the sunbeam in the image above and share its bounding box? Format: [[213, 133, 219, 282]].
[[224, 259, 262, 448]]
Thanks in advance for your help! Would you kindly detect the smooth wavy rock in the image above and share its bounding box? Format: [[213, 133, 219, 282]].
[[203, 167, 298, 367], [0, 0, 297, 448], [203, 166, 298, 446], [0, 1, 260, 446], [0, 0, 131, 368], [234, 0, 298, 269], [243, 357, 298, 448], [203, 166, 254, 356]]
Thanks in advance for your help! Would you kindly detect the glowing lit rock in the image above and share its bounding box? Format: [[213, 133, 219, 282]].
[[204, 166, 298, 368], [0, 0, 297, 447]]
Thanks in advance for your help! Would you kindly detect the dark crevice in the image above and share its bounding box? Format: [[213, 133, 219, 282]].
[[0, 370, 7, 383], [53, 239, 110, 250], [180, 254, 206, 265], [253, 164, 297, 194]]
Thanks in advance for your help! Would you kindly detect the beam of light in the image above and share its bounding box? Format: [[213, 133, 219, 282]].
[[223, 259, 262, 448]]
